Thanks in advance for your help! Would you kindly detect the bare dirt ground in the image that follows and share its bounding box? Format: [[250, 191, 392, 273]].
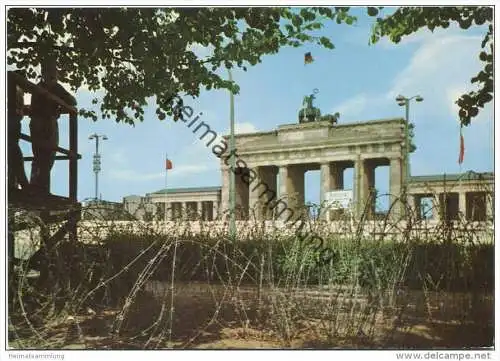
[[8, 283, 494, 350]]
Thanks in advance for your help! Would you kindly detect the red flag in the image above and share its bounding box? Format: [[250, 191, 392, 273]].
[[458, 127, 464, 165], [166, 158, 173, 170]]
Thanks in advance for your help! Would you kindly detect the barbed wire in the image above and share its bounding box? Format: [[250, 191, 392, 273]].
[[7, 187, 494, 349]]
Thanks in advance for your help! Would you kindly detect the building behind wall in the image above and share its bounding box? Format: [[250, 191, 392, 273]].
[[123, 195, 159, 220], [81, 199, 128, 220], [123, 186, 222, 221], [409, 171, 494, 222], [122, 171, 493, 223]]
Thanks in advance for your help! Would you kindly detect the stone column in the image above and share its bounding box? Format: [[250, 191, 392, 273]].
[[169, 202, 174, 220], [277, 166, 288, 220], [290, 165, 305, 217], [235, 168, 249, 220], [409, 195, 421, 220], [389, 157, 403, 218], [197, 201, 203, 220], [353, 157, 361, 217], [364, 160, 376, 219], [248, 166, 278, 221], [181, 202, 187, 220], [260, 166, 278, 220], [212, 201, 219, 220], [486, 192, 493, 221], [332, 163, 344, 190], [328, 162, 346, 220], [431, 196, 441, 221], [320, 162, 330, 220], [249, 166, 263, 220], [320, 162, 343, 220], [177, 202, 183, 219], [354, 156, 375, 217], [439, 193, 452, 222], [166, 202, 173, 220], [221, 168, 230, 220], [320, 162, 332, 205], [277, 165, 304, 221], [170, 202, 176, 220], [459, 192, 467, 220]]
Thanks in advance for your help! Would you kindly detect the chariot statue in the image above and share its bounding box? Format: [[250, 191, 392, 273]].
[[298, 88, 321, 123], [298, 88, 341, 124]]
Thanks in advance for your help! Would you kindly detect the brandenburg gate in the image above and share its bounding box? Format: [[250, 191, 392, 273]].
[[220, 91, 407, 221]]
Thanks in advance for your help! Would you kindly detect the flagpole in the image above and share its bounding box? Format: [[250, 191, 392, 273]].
[[228, 68, 236, 240], [458, 124, 464, 219], [164, 153, 168, 223]]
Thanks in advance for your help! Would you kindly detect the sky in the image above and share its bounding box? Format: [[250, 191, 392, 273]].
[[12, 7, 494, 211]]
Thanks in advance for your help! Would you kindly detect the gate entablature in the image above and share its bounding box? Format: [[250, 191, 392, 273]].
[[227, 118, 406, 165], [220, 117, 407, 221]]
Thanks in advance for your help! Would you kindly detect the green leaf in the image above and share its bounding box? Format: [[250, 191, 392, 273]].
[[367, 7, 379, 17], [367, 6, 492, 126], [319, 36, 334, 49], [7, 7, 344, 125]]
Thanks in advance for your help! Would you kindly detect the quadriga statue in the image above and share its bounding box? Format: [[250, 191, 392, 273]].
[[298, 89, 321, 123], [298, 89, 340, 125]]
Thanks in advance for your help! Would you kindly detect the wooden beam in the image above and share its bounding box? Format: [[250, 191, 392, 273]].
[[10, 71, 80, 222], [23, 155, 82, 161], [10, 71, 77, 115], [48, 221, 72, 245], [19, 133, 79, 158], [23, 105, 72, 116], [69, 112, 78, 203], [8, 188, 80, 210]]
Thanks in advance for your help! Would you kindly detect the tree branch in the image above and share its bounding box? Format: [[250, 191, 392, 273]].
[[11, 42, 141, 66]]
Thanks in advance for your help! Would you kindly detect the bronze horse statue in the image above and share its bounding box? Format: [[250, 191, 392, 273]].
[[299, 89, 321, 123], [298, 89, 340, 124]]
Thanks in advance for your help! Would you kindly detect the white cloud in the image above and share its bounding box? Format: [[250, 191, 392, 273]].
[[108, 170, 164, 182], [222, 121, 258, 135], [107, 149, 128, 166], [329, 28, 493, 176], [387, 34, 483, 104], [387, 31, 493, 173], [332, 94, 369, 119], [343, 21, 465, 50], [199, 121, 259, 150], [234, 122, 258, 134], [106, 142, 214, 183], [376, 27, 441, 50], [159, 121, 258, 182], [169, 164, 211, 176], [332, 31, 492, 129]]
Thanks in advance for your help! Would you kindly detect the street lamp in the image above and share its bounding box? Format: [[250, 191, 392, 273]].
[[228, 68, 236, 239], [88, 133, 108, 202], [395, 94, 423, 205]]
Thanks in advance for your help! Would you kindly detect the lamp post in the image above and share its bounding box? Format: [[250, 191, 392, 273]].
[[395, 94, 423, 204], [88, 133, 108, 202], [228, 68, 236, 239]]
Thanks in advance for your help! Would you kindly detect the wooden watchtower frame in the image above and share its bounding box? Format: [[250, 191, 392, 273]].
[[8, 71, 81, 269]]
